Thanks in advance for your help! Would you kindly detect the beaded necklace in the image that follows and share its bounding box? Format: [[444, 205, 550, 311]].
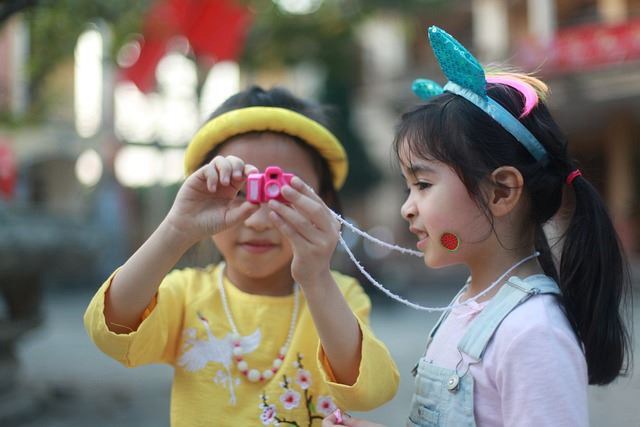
[[217, 263, 300, 382]]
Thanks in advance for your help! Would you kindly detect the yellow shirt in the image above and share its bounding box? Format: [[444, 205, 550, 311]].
[[84, 263, 399, 426]]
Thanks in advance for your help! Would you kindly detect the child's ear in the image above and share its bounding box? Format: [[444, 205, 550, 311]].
[[487, 166, 524, 217]]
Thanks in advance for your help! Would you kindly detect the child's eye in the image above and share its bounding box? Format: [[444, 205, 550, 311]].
[[414, 181, 432, 190]]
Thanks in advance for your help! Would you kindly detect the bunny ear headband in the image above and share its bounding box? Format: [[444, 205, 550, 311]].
[[412, 26, 549, 164]]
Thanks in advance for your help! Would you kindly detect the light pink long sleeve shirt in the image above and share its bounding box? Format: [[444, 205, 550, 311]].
[[424, 293, 589, 426]]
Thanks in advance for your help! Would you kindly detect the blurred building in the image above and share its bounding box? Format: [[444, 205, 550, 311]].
[[1, 0, 638, 261], [1, 15, 90, 218], [0, 15, 122, 293], [354, 0, 640, 256]]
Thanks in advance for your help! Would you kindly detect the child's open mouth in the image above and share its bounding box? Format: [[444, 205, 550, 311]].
[[416, 237, 428, 250], [410, 227, 429, 250]]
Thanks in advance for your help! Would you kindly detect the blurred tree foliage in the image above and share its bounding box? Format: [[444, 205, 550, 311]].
[[14, 0, 151, 118], [0, 0, 38, 23], [5, 0, 453, 194], [241, 0, 452, 195]]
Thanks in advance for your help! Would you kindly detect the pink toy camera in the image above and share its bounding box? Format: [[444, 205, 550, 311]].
[[246, 166, 293, 204]]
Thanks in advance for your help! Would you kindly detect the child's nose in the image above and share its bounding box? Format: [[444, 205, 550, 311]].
[[400, 198, 416, 221], [244, 204, 273, 231]]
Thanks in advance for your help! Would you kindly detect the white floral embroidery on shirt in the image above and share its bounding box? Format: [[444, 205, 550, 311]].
[[177, 312, 261, 404]]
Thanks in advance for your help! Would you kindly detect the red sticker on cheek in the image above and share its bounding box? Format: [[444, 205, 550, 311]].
[[440, 232, 460, 251]]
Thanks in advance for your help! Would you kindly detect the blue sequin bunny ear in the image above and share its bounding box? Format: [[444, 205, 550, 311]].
[[411, 79, 444, 101], [427, 26, 486, 99], [411, 79, 444, 100], [411, 25, 549, 163], [411, 26, 486, 101]]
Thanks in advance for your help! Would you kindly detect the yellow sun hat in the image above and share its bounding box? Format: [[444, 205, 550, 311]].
[[184, 106, 349, 189]]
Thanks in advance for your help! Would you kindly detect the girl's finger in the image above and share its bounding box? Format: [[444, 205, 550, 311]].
[[203, 162, 220, 192], [203, 156, 249, 192], [321, 415, 338, 427], [226, 201, 260, 227], [226, 155, 245, 180], [268, 200, 322, 243], [268, 211, 310, 247], [244, 163, 259, 177], [211, 156, 234, 186], [290, 176, 324, 204], [279, 185, 336, 233]]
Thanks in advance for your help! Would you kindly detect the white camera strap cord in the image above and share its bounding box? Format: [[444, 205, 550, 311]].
[[332, 213, 539, 312]]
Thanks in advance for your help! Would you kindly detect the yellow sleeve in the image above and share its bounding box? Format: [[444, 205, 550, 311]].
[[83, 268, 187, 368], [316, 274, 400, 411]]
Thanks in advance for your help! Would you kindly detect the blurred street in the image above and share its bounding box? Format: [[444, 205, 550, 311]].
[[16, 270, 640, 427]]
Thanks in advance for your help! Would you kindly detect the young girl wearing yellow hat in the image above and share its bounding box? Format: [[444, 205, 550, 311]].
[[84, 86, 399, 427]]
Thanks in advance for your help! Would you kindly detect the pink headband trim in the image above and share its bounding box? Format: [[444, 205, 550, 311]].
[[566, 169, 582, 185], [486, 76, 539, 118]]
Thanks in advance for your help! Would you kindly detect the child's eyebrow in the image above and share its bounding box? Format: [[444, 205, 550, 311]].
[[407, 163, 436, 175]]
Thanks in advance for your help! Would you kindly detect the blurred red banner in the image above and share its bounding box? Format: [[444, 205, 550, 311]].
[[121, 0, 252, 92], [516, 18, 640, 74], [0, 139, 16, 200]]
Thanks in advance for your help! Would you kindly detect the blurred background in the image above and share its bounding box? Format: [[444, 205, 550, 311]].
[[1, 0, 639, 425]]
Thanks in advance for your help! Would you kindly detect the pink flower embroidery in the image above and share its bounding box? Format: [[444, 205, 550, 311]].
[[295, 369, 312, 390], [316, 396, 337, 416], [279, 389, 301, 410], [260, 404, 277, 425]]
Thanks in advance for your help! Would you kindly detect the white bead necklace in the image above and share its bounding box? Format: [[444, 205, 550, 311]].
[[217, 263, 300, 383]]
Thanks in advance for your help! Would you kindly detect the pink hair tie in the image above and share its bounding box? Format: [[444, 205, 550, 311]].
[[566, 169, 582, 185]]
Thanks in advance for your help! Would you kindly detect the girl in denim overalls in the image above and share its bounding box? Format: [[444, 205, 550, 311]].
[[324, 26, 631, 427]]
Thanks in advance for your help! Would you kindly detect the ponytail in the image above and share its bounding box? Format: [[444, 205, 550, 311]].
[[558, 176, 632, 385]]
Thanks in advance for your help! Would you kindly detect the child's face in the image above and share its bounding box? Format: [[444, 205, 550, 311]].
[[399, 146, 491, 269], [212, 132, 320, 284]]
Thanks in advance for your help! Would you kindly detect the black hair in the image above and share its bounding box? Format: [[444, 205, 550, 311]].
[[394, 77, 631, 385], [199, 85, 342, 214]]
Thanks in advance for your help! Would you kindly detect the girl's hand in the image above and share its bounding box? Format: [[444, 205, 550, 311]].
[[267, 176, 340, 287], [322, 411, 386, 427], [165, 155, 259, 244]]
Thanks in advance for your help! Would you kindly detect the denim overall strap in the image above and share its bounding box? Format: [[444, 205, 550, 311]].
[[406, 281, 476, 427], [425, 282, 470, 348], [412, 283, 469, 377], [457, 275, 561, 360]]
